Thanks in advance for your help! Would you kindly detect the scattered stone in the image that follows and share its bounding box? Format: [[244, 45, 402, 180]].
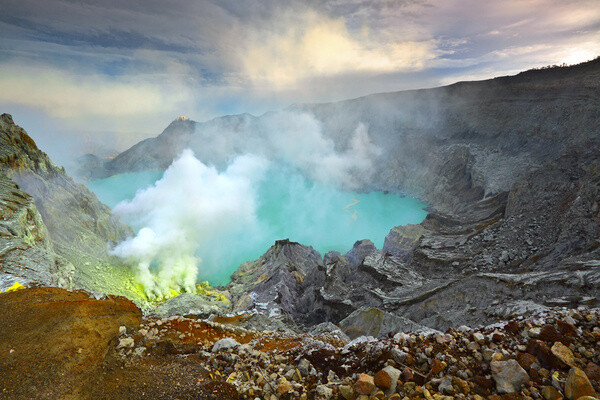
[[277, 377, 292, 394], [483, 348, 496, 362], [518, 352, 538, 371], [539, 326, 563, 343], [315, 384, 333, 399], [584, 362, 600, 383], [452, 376, 470, 395], [297, 358, 312, 377], [431, 359, 445, 374], [212, 338, 240, 352], [541, 386, 563, 400], [355, 373, 375, 395], [473, 332, 485, 343], [529, 328, 542, 338], [491, 359, 530, 394], [557, 320, 577, 337], [117, 337, 134, 349], [339, 384, 355, 400], [374, 366, 400, 392], [438, 377, 455, 395], [528, 339, 555, 368], [565, 367, 596, 400], [551, 342, 575, 368]]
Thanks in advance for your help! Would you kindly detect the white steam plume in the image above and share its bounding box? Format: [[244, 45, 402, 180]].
[[110, 149, 268, 299], [111, 111, 381, 297], [188, 110, 381, 188]]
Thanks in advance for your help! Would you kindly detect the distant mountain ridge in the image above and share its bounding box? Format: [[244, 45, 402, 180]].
[[81, 57, 600, 214]]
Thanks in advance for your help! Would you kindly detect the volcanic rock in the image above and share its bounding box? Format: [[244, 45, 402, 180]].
[[0, 287, 141, 399], [565, 367, 597, 400], [542, 386, 564, 400], [212, 338, 240, 352], [355, 373, 375, 395], [551, 342, 576, 368], [491, 359, 530, 394], [338, 307, 431, 339], [374, 366, 401, 393]]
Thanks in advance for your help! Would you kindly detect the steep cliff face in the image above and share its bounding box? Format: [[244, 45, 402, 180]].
[[0, 172, 73, 290], [103, 116, 197, 176], [0, 114, 138, 297]]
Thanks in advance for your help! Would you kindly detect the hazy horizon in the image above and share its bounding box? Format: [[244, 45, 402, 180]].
[[1, 0, 599, 162]]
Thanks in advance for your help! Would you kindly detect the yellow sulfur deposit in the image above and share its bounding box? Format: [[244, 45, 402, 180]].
[[4, 282, 25, 293]]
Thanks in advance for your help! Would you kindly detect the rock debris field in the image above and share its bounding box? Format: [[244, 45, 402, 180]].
[[1, 287, 599, 400]]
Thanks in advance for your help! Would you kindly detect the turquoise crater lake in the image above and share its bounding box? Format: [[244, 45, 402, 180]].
[[87, 168, 428, 285]]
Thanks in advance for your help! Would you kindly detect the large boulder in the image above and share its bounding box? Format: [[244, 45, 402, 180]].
[[338, 307, 432, 339], [152, 293, 228, 318], [565, 367, 597, 400], [227, 239, 322, 324]]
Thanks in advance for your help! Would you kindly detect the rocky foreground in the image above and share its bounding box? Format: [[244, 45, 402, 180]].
[[1, 286, 599, 400]]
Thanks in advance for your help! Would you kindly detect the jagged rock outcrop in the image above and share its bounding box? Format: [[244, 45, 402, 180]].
[[0, 114, 139, 298], [226, 147, 600, 333], [227, 239, 322, 330], [0, 173, 73, 290]]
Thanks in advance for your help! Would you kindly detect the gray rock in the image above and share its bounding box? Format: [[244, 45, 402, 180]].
[[338, 307, 433, 340], [491, 359, 530, 394], [315, 384, 333, 399], [297, 358, 312, 377], [309, 322, 350, 342], [438, 377, 454, 395], [152, 293, 228, 318], [211, 338, 240, 352]]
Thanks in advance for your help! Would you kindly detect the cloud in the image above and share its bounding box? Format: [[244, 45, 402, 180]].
[[0, 0, 599, 144], [239, 11, 435, 88]]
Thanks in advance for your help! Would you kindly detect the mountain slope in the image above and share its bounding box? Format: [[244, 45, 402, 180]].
[[0, 113, 143, 300]]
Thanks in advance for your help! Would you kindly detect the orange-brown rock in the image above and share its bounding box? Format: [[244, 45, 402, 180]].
[[517, 352, 538, 371], [556, 320, 577, 337], [431, 358, 445, 374], [539, 325, 564, 343], [374, 366, 400, 392], [452, 376, 470, 395], [541, 385, 563, 400], [565, 367, 597, 400], [0, 287, 141, 400], [584, 362, 600, 383], [355, 373, 375, 395], [551, 342, 575, 368]]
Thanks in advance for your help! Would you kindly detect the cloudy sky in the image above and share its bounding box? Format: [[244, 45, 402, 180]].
[[1, 0, 599, 154]]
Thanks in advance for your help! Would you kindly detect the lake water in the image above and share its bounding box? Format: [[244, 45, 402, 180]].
[[87, 168, 428, 285]]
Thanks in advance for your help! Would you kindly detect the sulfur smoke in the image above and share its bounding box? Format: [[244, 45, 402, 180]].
[[110, 111, 381, 299]]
